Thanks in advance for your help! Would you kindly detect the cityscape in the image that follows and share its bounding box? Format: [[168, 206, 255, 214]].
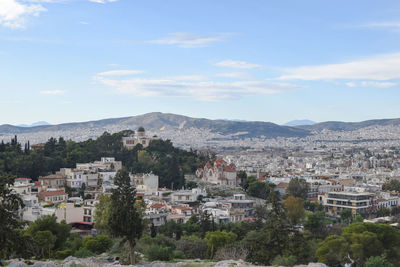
[[2, 0, 400, 267]]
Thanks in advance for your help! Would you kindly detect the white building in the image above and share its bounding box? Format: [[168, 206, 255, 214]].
[[122, 127, 155, 149], [200, 158, 238, 187], [171, 188, 205, 203], [130, 173, 159, 192]]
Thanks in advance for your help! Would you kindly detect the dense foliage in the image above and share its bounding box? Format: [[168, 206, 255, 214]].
[[0, 173, 25, 259], [0, 131, 211, 188]]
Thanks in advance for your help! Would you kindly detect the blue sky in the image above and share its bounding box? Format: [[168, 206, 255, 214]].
[[1, 0, 400, 125]]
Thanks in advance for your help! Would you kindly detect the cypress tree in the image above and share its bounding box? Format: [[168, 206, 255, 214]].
[[108, 169, 143, 264]]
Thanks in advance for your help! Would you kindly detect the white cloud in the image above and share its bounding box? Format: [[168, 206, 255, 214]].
[[97, 70, 144, 76], [89, 0, 118, 3], [94, 72, 300, 101], [146, 32, 229, 48], [0, 0, 46, 29], [214, 60, 262, 69], [346, 81, 397, 88], [40, 90, 65, 95], [278, 53, 400, 81], [361, 22, 400, 31], [216, 72, 249, 79]]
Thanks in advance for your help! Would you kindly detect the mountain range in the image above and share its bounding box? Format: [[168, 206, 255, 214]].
[[283, 120, 316, 127], [0, 113, 309, 139], [17, 121, 52, 128], [1, 113, 400, 143]]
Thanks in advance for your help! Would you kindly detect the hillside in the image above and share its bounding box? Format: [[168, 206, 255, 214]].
[[0, 112, 310, 139], [283, 120, 316, 127], [299, 118, 400, 131]]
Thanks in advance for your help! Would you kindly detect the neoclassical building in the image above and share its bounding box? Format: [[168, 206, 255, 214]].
[[197, 158, 238, 187], [122, 127, 154, 149]]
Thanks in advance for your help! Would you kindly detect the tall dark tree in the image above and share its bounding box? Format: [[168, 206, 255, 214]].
[[108, 169, 143, 264], [287, 178, 309, 199], [0, 173, 24, 259]]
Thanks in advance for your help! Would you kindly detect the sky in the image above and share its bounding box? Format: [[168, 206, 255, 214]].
[[1, 0, 400, 125]]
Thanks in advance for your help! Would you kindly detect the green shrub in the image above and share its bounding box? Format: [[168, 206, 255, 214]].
[[271, 255, 297, 267], [144, 245, 173, 261], [173, 250, 185, 259], [176, 236, 207, 259], [82, 235, 112, 254], [365, 256, 394, 267], [55, 249, 72, 259], [74, 248, 95, 258], [139, 234, 176, 250]]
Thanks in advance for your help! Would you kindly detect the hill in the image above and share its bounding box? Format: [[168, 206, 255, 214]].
[[0, 112, 311, 139], [283, 120, 316, 127], [299, 118, 400, 131]]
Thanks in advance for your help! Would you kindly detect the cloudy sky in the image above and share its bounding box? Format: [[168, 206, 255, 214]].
[[1, 0, 400, 125]]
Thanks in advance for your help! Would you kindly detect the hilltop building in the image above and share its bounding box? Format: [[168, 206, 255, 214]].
[[122, 127, 156, 149]]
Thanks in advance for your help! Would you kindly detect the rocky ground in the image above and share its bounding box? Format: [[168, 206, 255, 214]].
[[5, 258, 327, 267]]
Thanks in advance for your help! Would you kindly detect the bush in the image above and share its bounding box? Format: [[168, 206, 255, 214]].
[[144, 245, 173, 261], [82, 235, 112, 254], [138, 234, 176, 251], [173, 250, 185, 259], [365, 256, 394, 267], [74, 248, 96, 258], [214, 243, 249, 261], [271, 255, 297, 267], [176, 236, 208, 259], [64, 233, 83, 253], [55, 249, 72, 259]]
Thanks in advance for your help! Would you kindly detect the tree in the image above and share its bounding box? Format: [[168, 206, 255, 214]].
[[176, 235, 208, 259], [377, 207, 391, 217], [108, 169, 143, 264], [94, 194, 111, 233], [316, 235, 349, 266], [0, 173, 24, 259], [287, 178, 309, 199], [204, 230, 237, 259], [150, 223, 157, 238], [354, 215, 364, 223], [82, 235, 112, 254], [283, 196, 305, 225], [340, 209, 353, 224], [304, 211, 326, 238], [245, 189, 292, 265], [26, 215, 71, 251], [237, 170, 247, 186], [382, 180, 400, 192], [34, 230, 56, 258], [365, 256, 394, 267], [317, 223, 400, 266], [241, 176, 257, 191]]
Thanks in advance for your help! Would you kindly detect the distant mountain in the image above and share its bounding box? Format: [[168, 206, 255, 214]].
[[17, 121, 52, 127], [0, 112, 310, 139], [299, 118, 400, 131], [283, 120, 316, 127], [3, 114, 400, 146]]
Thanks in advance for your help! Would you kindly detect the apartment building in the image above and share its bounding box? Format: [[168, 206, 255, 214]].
[[325, 191, 375, 216]]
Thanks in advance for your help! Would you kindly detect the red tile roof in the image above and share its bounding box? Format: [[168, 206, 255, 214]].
[[223, 168, 236, 173], [175, 206, 192, 210], [150, 203, 167, 209], [16, 178, 31, 181], [40, 174, 65, 179], [39, 191, 67, 197], [277, 182, 289, 188]]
